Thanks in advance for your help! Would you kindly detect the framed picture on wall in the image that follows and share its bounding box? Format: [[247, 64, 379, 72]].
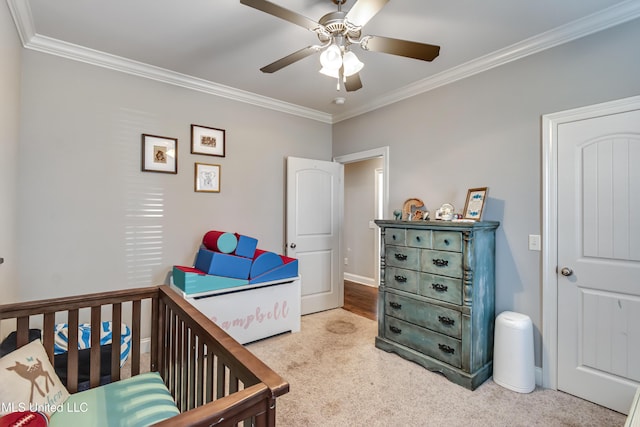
[[141, 134, 177, 174], [191, 124, 225, 157], [195, 162, 220, 193], [463, 187, 488, 220]]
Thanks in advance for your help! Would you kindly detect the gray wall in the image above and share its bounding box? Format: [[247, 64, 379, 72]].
[[344, 158, 383, 284], [0, 2, 21, 305], [15, 50, 332, 302], [332, 19, 640, 367]]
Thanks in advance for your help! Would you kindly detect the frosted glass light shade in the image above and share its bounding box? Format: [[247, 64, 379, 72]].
[[342, 51, 364, 76], [320, 44, 342, 70], [319, 66, 340, 78]]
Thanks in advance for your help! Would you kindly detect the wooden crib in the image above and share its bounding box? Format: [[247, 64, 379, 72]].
[[0, 285, 289, 426]]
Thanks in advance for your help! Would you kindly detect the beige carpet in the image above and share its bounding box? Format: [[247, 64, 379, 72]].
[[247, 309, 626, 427]]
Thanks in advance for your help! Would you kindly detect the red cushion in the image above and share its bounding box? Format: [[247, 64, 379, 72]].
[[0, 412, 48, 427]]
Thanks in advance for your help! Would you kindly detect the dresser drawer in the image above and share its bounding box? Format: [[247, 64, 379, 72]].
[[385, 229, 406, 246], [421, 249, 463, 278], [385, 293, 462, 339], [406, 229, 432, 248], [386, 245, 420, 270], [418, 273, 463, 305], [433, 231, 462, 252], [384, 316, 461, 368], [385, 267, 419, 294]]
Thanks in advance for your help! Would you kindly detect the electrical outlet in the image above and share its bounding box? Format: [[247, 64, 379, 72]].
[[344, 257, 348, 265], [528, 234, 541, 251]]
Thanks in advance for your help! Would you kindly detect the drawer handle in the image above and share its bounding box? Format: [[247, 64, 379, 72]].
[[416, 236, 421, 241], [438, 316, 455, 326], [389, 326, 402, 334], [389, 302, 402, 309], [438, 344, 455, 354], [395, 253, 408, 261], [443, 239, 450, 245], [432, 283, 448, 292], [394, 275, 407, 283], [432, 258, 448, 267]]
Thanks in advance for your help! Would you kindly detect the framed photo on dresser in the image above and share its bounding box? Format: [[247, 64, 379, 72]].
[[463, 187, 488, 220]]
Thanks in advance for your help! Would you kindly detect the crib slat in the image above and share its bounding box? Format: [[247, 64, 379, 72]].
[[169, 308, 177, 398], [90, 306, 101, 388], [150, 295, 159, 373], [43, 312, 55, 363], [217, 362, 226, 400], [157, 299, 167, 381], [188, 327, 196, 410], [206, 349, 215, 403], [229, 371, 239, 394], [178, 317, 186, 411], [111, 303, 122, 382], [16, 316, 29, 348], [67, 310, 79, 393], [197, 337, 205, 407], [131, 299, 141, 376]]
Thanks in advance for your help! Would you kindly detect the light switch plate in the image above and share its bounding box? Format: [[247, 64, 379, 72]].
[[528, 234, 541, 251]]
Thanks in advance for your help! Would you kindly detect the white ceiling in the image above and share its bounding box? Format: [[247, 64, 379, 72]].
[[8, 0, 640, 122]]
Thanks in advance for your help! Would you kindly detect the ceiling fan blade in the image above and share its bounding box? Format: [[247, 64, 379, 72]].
[[240, 0, 322, 32], [345, 0, 389, 27], [345, 73, 363, 92], [362, 35, 440, 61], [260, 46, 318, 73]]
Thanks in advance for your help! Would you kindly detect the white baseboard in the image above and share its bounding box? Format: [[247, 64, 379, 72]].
[[344, 273, 376, 287], [536, 366, 543, 387], [141, 337, 151, 354]]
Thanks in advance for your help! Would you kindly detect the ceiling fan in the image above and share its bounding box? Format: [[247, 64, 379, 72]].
[[239, 0, 440, 92]]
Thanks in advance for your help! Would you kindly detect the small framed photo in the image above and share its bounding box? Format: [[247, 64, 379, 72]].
[[463, 187, 488, 221], [141, 134, 177, 174], [191, 124, 225, 157], [195, 162, 220, 193]]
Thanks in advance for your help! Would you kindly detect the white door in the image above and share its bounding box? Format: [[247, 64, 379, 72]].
[[557, 108, 640, 414], [286, 157, 343, 315]]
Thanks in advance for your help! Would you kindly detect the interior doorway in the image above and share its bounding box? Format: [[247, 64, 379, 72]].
[[334, 147, 389, 288]]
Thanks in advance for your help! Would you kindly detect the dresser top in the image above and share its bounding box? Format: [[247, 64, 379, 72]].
[[374, 220, 500, 231]]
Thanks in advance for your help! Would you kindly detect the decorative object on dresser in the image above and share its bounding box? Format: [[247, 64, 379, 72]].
[[402, 198, 426, 221], [463, 187, 488, 220], [374, 219, 499, 390]]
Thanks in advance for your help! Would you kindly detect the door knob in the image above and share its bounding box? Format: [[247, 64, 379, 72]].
[[290, 243, 296, 249], [560, 267, 573, 277]]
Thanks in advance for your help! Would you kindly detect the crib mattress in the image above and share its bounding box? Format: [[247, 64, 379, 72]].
[[49, 372, 179, 427]]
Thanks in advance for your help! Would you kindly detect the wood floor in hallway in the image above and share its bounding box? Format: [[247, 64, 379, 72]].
[[342, 280, 378, 321]]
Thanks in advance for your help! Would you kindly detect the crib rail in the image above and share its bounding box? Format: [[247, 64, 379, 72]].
[[0, 285, 289, 427]]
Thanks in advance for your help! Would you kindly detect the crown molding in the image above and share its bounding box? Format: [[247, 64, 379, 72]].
[[7, 0, 332, 124], [6, 0, 35, 45], [8, 0, 640, 125], [23, 34, 333, 123], [332, 0, 640, 123]]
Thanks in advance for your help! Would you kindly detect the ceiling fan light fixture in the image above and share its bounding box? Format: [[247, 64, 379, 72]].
[[320, 44, 342, 70], [319, 66, 340, 78], [342, 51, 364, 76]]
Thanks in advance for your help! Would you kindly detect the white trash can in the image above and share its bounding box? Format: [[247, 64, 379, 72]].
[[493, 311, 535, 393]]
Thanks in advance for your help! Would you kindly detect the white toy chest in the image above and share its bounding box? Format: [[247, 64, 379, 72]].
[[172, 276, 301, 344]]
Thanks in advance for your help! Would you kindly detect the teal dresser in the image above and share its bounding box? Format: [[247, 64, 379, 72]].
[[374, 220, 499, 390]]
